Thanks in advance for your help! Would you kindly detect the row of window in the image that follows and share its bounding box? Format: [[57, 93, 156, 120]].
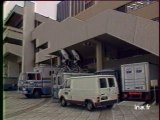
[[57, 1, 96, 22], [126, 0, 154, 12]]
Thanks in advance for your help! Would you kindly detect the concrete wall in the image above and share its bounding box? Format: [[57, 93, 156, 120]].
[[3, 26, 23, 40], [75, 1, 130, 21], [104, 54, 158, 69], [3, 43, 22, 57], [32, 9, 159, 63], [7, 60, 20, 77]]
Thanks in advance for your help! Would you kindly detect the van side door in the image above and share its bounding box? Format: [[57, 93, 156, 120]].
[[107, 77, 118, 100], [99, 77, 110, 101]]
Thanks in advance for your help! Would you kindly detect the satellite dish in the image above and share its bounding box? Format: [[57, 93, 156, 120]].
[[71, 50, 80, 61], [60, 49, 69, 60]]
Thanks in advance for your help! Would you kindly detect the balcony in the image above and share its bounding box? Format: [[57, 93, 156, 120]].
[[4, 5, 23, 27], [3, 43, 22, 57], [3, 26, 23, 42]]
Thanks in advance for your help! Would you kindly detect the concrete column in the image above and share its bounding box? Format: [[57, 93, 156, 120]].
[[22, 1, 35, 72], [57, 57, 61, 66], [96, 42, 103, 71]]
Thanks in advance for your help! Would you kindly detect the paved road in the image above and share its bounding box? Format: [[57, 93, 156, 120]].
[[3, 91, 159, 120]]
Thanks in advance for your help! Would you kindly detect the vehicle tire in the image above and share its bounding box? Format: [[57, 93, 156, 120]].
[[86, 101, 94, 111], [61, 98, 67, 107], [25, 94, 32, 98], [33, 90, 41, 98]]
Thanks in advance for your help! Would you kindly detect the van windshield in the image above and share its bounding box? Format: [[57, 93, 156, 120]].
[[99, 78, 107, 88]]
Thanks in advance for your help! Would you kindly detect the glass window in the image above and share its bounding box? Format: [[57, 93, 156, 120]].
[[108, 78, 115, 87], [27, 74, 36, 80], [37, 73, 41, 80], [99, 78, 107, 88]]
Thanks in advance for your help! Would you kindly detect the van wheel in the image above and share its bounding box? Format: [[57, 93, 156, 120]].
[[33, 90, 41, 98], [61, 98, 67, 107], [86, 101, 94, 111], [25, 94, 32, 98]]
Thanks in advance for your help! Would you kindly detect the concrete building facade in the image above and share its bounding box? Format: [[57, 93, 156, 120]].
[[3, 3, 53, 89], [3, 1, 159, 89]]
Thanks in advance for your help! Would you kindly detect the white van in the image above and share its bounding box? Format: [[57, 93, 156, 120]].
[[58, 75, 118, 111]]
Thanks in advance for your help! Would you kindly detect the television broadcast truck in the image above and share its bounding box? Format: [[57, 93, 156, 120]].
[[18, 65, 53, 98]]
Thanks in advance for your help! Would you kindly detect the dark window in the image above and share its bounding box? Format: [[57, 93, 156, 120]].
[[35, 20, 42, 28], [36, 42, 48, 52], [27, 74, 36, 80], [136, 70, 142, 73], [99, 78, 107, 88], [37, 73, 41, 80], [152, 17, 159, 22], [108, 78, 115, 87], [126, 71, 132, 74], [85, 1, 95, 9]]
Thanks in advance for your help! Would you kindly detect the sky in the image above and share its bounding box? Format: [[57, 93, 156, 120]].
[[3, 1, 60, 20]]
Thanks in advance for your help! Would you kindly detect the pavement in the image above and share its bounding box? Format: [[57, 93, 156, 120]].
[[3, 91, 159, 120]]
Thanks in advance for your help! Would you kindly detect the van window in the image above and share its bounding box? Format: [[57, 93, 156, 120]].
[[99, 78, 107, 88], [65, 80, 71, 88], [108, 78, 115, 87]]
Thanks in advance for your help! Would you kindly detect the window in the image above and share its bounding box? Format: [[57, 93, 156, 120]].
[[65, 79, 71, 88], [99, 78, 107, 88], [36, 42, 48, 52], [27, 74, 36, 80], [126, 70, 132, 74], [37, 73, 41, 80], [85, 1, 95, 9], [35, 20, 42, 28], [108, 78, 115, 87]]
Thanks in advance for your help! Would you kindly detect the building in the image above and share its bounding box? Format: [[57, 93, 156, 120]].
[[57, 1, 96, 22], [3, 1, 159, 90], [3, 4, 52, 89]]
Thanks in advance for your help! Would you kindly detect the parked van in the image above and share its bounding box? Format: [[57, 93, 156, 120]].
[[58, 75, 118, 111]]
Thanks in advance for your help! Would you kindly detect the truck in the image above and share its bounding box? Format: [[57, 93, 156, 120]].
[[58, 75, 119, 111], [121, 62, 158, 100], [18, 65, 53, 98]]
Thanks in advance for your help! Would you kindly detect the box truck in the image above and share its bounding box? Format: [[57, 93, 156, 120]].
[[121, 62, 158, 100], [58, 75, 118, 111]]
